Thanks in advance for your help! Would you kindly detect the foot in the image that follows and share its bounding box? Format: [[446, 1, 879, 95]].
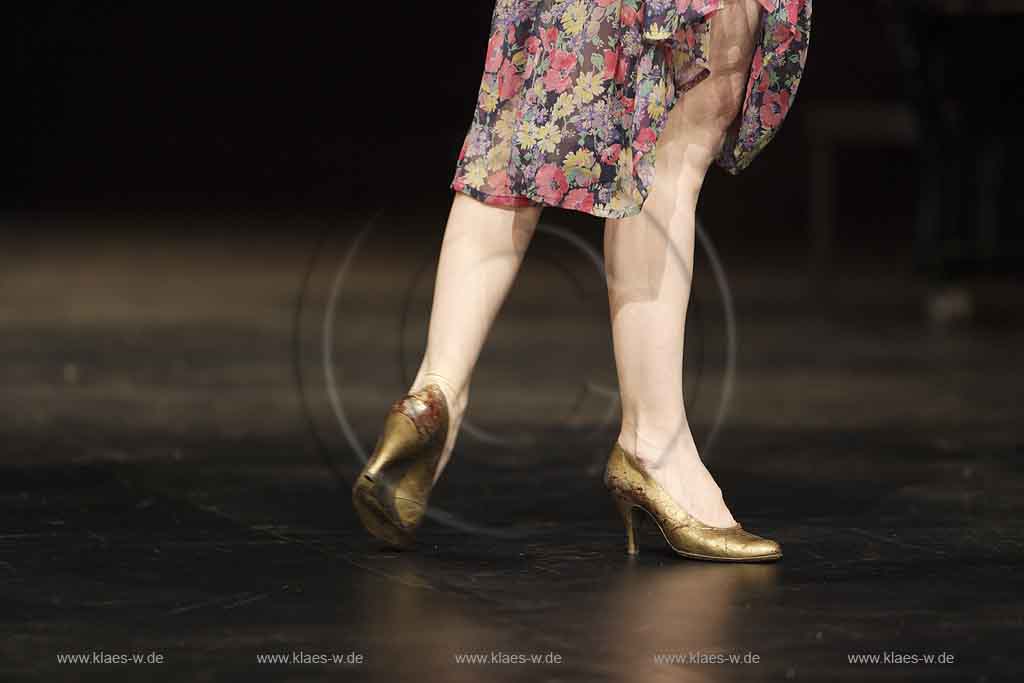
[[618, 423, 737, 528]]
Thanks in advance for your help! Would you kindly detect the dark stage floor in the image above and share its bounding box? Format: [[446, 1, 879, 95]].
[[1, 212, 1022, 681]]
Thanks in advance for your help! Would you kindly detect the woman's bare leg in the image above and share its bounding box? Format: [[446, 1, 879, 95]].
[[409, 192, 543, 482], [604, 0, 762, 527]]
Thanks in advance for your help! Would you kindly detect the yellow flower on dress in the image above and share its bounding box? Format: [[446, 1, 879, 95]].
[[517, 121, 539, 150], [487, 143, 511, 172], [551, 92, 575, 120], [643, 23, 672, 41], [561, 1, 587, 36], [562, 148, 592, 169], [495, 109, 517, 140], [606, 194, 633, 215], [480, 79, 498, 114], [573, 71, 605, 105], [563, 148, 600, 184], [536, 122, 562, 154], [615, 147, 634, 183], [646, 79, 667, 119], [464, 159, 488, 189], [611, 147, 643, 210], [567, 148, 594, 167]]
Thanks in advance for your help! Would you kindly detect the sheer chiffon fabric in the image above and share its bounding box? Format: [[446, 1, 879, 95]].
[[451, 0, 812, 218]]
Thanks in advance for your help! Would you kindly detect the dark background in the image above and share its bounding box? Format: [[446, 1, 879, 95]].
[[10, 3, 1024, 268], [2, 4, 959, 247]]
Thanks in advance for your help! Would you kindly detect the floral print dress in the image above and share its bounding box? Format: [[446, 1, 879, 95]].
[[451, 0, 812, 219]]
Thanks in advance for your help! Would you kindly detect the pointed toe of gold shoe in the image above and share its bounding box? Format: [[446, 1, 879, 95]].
[[733, 533, 782, 561], [697, 527, 782, 562], [604, 443, 782, 562], [351, 384, 449, 549]]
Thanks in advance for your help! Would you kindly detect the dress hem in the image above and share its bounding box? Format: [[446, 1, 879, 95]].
[[450, 180, 642, 220]]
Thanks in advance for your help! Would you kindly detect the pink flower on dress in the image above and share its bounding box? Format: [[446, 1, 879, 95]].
[[686, 0, 720, 14], [785, 0, 801, 24], [536, 164, 568, 204], [602, 48, 619, 81], [681, 24, 698, 49], [485, 32, 504, 73], [759, 90, 790, 127], [635, 127, 657, 151], [751, 48, 766, 91], [621, 6, 639, 27], [601, 144, 622, 164], [562, 188, 595, 213], [772, 23, 794, 52], [488, 170, 512, 195], [615, 55, 628, 84], [498, 59, 523, 100], [524, 37, 542, 79], [541, 27, 559, 53], [544, 50, 577, 93]]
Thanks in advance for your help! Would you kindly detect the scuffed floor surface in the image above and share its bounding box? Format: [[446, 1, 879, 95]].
[[1, 213, 1022, 681]]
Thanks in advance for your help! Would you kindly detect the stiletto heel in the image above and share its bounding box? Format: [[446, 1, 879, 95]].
[[613, 495, 643, 555], [604, 443, 782, 562], [351, 384, 449, 548]]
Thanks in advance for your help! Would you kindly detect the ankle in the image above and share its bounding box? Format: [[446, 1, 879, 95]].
[[618, 419, 696, 469], [415, 371, 468, 416]]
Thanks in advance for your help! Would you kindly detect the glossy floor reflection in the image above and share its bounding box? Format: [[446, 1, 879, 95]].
[[1, 215, 1021, 680]]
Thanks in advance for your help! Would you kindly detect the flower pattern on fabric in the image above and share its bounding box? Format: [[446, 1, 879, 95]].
[[451, 0, 812, 218]]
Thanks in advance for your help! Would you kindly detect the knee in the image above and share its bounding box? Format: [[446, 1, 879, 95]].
[[509, 206, 540, 253], [700, 75, 747, 137]]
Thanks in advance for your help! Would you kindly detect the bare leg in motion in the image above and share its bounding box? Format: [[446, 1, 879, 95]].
[[604, 0, 762, 527], [409, 193, 543, 483]]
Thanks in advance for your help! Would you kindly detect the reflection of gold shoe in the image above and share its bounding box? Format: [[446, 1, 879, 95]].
[[352, 384, 448, 548], [604, 443, 782, 562]]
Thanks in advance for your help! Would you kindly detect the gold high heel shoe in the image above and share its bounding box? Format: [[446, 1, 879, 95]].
[[351, 384, 449, 548], [604, 443, 782, 562]]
